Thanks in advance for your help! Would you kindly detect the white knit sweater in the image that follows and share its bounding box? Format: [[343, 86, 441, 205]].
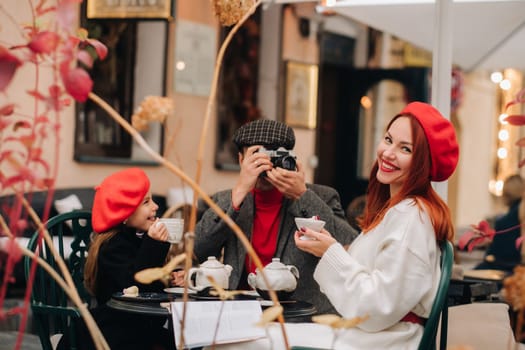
[[314, 198, 441, 349]]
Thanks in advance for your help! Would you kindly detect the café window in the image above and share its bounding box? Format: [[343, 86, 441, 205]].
[[75, 5, 168, 164]]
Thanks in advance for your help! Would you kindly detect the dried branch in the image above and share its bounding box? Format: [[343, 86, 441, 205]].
[[188, 0, 262, 233]]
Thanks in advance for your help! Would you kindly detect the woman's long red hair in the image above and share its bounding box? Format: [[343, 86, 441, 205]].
[[359, 114, 454, 242]]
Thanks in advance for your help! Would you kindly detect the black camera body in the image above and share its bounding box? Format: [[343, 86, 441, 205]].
[[259, 146, 297, 171]]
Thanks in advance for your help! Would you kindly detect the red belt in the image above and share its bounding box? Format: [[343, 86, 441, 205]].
[[400, 312, 426, 325]]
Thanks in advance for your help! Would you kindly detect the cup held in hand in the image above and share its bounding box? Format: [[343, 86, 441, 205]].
[[294, 217, 325, 240], [158, 218, 184, 243]]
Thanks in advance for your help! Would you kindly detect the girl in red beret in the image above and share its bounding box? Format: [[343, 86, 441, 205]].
[[293, 102, 459, 349], [61, 168, 174, 350]]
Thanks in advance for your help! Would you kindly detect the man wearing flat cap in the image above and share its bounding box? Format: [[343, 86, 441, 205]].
[[194, 119, 357, 314]]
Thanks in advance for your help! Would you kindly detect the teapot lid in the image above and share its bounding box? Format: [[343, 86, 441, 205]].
[[201, 256, 224, 268], [265, 258, 287, 270]]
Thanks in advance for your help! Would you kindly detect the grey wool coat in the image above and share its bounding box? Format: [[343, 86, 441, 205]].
[[194, 183, 358, 315]]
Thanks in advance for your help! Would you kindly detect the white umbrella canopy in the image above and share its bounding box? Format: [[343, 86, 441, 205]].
[[328, 0, 525, 72]]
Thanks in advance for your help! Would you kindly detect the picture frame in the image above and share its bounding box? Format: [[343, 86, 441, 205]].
[[284, 61, 319, 129], [86, 0, 173, 20]]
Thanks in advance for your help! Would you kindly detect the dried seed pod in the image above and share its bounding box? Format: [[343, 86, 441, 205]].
[[255, 305, 284, 327], [134, 253, 186, 284], [211, 0, 256, 26], [131, 96, 174, 131]]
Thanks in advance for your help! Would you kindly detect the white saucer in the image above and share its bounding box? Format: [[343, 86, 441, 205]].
[[241, 290, 260, 297], [259, 300, 274, 307], [164, 287, 196, 295]]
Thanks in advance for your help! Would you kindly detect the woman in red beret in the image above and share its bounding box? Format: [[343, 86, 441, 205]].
[[64, 168, 174, 350], [294, 102, 459, 349]]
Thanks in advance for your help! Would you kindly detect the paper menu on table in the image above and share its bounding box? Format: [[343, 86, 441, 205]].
[[171, 300, 266, 348]]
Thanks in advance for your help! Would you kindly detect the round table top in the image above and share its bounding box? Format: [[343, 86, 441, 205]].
[[106, 298, 170, 316], [106, 293, 317, 321]]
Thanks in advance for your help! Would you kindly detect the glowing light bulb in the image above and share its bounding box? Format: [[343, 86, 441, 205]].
[[500, 79, 511, 90], [498, 129, 509, 141], [360, 96, 372, 110], [490, 72, 503, 83], [497, 147, 508, 159], [176, 61, 186, 71]]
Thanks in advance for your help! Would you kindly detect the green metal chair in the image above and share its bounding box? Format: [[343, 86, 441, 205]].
[[24, 210, 93, 350], [417, 240, 454, 350]]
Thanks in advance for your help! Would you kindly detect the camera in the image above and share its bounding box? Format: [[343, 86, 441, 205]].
[[259, 146, 297, 172]]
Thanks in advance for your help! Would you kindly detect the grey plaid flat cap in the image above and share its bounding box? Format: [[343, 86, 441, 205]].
[[233, 119, 295, 150]]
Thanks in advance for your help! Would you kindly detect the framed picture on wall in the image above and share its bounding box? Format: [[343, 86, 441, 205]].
[[284, 61, 319, 129], [87, 0, 173, 20]]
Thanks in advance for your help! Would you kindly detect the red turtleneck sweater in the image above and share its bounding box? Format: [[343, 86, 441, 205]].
[[245, 186, 283, 274]]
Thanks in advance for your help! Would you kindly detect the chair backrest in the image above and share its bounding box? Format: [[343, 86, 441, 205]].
[[417, 240, 454, 350], [24, 210, 93, 350]]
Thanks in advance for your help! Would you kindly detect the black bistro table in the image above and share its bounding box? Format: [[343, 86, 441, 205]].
[[107, 291, 317, 322], [448, 269, 507, 305]]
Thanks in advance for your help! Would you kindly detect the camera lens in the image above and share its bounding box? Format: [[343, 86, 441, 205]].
[[275, 156, 296, 171]]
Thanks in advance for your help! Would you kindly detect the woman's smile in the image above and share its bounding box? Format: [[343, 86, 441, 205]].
[[379, 159, 399, 173]]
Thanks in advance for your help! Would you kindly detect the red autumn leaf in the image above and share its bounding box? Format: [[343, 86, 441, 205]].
[[28, 31, 60, 54], [519, 158, 525, 168], [0, 118, 9, 132], [77, 50, 93, 68], [505, 89, 525, 111], [504, 115, 525, 126], [0, 104, 15, 116], [457, 220, 495, 252], [0, 45, 22, 92], [62, 67, 93, 102], [85, 38, 108, 60]]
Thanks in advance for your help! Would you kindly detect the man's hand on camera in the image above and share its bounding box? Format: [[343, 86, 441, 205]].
[[232, 145, 272, 208], [266, 160, 307, 200]]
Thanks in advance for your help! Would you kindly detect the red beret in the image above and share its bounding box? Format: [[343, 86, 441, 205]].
[[92, 168, 150, 233], [400, 102, 459, 182]]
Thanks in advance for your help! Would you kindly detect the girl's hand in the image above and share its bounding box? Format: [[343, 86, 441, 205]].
[[294, 228, 336, 257], [170, 270, 186, 287], [148, 218, 168, 242]]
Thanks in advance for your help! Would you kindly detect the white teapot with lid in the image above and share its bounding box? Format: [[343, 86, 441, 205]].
[[247, 258, 299, 300], [187, 256, 233, 291]]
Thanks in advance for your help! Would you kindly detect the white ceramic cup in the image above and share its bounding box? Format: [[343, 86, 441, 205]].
[[294, 217, 326, 240], [157, 218, 184, 243]]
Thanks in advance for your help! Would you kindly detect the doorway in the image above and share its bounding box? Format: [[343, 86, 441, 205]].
[[315, 66, 430, 210]]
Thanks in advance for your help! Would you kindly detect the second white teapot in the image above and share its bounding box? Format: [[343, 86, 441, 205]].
[[247, 258, 299, 300]]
